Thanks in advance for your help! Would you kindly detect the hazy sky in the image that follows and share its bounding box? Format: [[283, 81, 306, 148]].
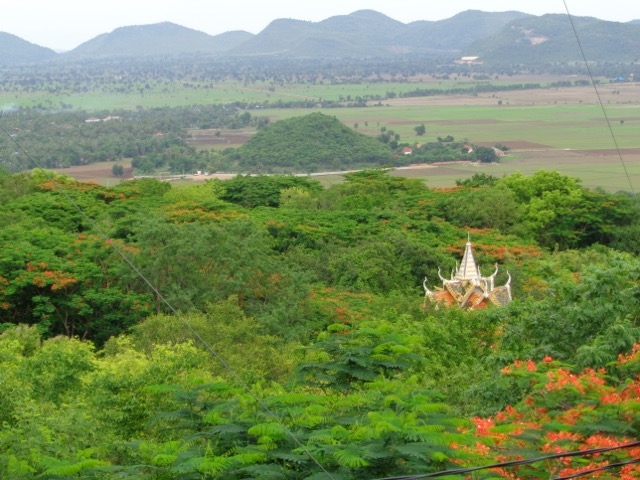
[[3, 0, 640, 51]]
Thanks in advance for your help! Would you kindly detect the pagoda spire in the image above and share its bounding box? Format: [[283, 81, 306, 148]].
[[423, 235, 512, 309], [455, 235, 480, 280]]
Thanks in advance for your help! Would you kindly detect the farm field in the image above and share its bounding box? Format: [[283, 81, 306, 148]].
[[0, 74, 611, 110], [9, 75, 640, 191], [391, 148, 640, 192], [51, 159, 134, 185]]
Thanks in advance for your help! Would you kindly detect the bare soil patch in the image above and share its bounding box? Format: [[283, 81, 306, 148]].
[[394, 164, 482, 178], [383, 95, 501, 107], [425, 119, 505, 125], [474, 140, 552, 149], [52, 164, 134, 181], [575, 148, 640, 156], [187, 128, 255, 149]]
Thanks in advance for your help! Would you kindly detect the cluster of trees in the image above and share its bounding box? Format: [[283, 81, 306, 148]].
[[1, 167, 640, 478], [414, 137, 498, 163], [397, 79, 596, 99], [0, 105, 265, 172]]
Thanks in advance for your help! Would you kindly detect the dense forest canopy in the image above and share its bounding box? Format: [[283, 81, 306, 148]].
[[1, 168, 640, 478]]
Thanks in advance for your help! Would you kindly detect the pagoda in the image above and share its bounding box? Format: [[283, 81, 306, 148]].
[[423, 237, 512, 309]]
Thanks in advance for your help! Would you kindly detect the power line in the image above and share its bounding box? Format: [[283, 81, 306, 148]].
[[555, 457, 640, 479], [562, 0, 637, 196], [373, 441, 640, 480]]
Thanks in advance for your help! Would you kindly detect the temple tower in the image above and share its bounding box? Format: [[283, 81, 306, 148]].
[[423, 237, 512, 309]]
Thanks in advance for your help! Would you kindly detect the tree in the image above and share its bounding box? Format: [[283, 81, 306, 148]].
[[0, 228, 152, 344], [497, 249, 640, 369], [496, 170, 636, 249], [472, 145, 498, 163], [455, 173, 498, 187], [111, 164, 124, 177], [130, 298, 299, 383], [445, 184, 523, 231], [414, 123, 426, 136], [220, 175, 322, 208], [458, 350, 640, 479]]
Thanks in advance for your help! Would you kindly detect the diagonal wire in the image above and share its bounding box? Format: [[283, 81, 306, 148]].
[[0, 120, 337, 480], [562, 0, 636, 195], [554, 457, 640, 479], [373, 441, 640, 479]]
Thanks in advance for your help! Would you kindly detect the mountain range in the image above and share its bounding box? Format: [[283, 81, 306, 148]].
[[2, 9, 640, 66]]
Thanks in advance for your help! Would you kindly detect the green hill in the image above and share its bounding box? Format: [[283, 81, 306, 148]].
[[231, 9, 526, 57], [67, 22, 253, 58], [399, 10, 531, 52], [236, 112, 392, 172], [0, 32, 57, 65], [229, 10, 406, 57], [467, 14, 640, 64], [4, 10, 639, 65]]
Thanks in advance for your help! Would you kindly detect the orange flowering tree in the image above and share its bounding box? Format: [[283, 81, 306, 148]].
[[456, 347, 640, 479], [0, 228, 151, 344]]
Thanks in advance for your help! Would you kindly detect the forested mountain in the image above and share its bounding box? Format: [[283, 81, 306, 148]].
[[3, 9, 640, 65], [235, 112, 392, 171], [68, 22, 253, 58], [0, 32, 57, 65], [230, 10, 529, 57], [230, 10, 409, 57], [396, 10, 531, 53], [467, 14, 640, 64]]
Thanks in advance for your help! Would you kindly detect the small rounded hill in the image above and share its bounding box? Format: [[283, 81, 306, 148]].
[[236, 112, 392, 172]]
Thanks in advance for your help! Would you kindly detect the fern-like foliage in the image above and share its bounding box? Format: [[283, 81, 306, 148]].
[[34, 455, 109, 478]]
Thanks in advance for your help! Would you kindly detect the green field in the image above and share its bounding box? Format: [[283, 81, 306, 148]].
[[1, 80, 460, 110], [252, 103, 639, 149], [0, 77, 571, 110], [387, 154, 640, 192], [4, 76, 640, 191]]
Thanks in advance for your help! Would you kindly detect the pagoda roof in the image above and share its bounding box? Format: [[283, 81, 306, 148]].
[[455, 239, 481, 280], [423, 235, 512, 309]]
